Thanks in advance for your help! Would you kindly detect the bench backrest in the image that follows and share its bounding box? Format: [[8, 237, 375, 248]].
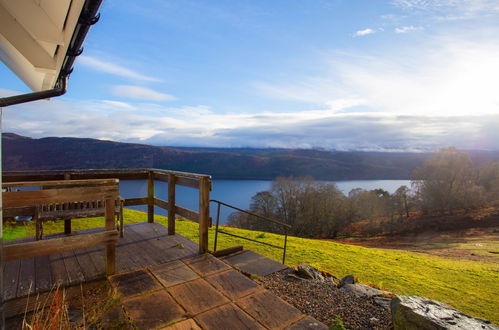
[[2, 179, 119, 275]]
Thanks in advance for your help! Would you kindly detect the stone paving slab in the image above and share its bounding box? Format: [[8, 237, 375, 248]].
[[162, 318, 202, 330], [168, 278, 230, 315], [194, 303, 265, 330], [183, 254, 231, 276], [206, 269, 260, 301], [221, 250, 288, 277], [151, 260, 200, 288], [112, 253, 325, 329], [109, 269, 162, 298], [236, 290, 303, 329], [286, 316, 329, 329], [122, 290, 186, 329]]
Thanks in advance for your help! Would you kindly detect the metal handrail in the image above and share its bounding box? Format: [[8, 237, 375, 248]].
[[210, 199, 289, 264]]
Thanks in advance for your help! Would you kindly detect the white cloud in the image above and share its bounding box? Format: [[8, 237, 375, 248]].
[[392, 0, 499, 20], [3, 94, 499, 150], [354, 28, 375, 37], [78, 56, 160, 82], [111, 85, 176, 101], [253, 37, 499, 119], [394, 25, 423, 33], [101, 100, 135, 110]]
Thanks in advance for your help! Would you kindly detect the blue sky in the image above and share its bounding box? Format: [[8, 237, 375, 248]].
[[1, 0, 499, 151]]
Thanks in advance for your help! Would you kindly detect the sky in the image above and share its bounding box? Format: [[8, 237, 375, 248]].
[[1, 0, 499, 151]]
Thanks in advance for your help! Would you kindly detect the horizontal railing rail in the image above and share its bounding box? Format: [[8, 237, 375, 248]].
[[210, 199, 290, 264], [2, 168, 212, 253]]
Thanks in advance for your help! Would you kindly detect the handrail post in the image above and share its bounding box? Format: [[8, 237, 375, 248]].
[[105, 198, 116, 275], [283, 228, 288, 265], [198, 176, 211, 254], [168, 174, 176, 235], [63, 173, 71, 234], [147, 171, 154, 223], [213, 202, 221, 252]]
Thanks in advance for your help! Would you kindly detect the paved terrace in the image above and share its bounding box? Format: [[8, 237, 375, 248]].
[[4, 222, 327, 329]]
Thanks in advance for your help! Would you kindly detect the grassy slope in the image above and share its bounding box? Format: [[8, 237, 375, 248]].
[[4, 209, 498, 324]]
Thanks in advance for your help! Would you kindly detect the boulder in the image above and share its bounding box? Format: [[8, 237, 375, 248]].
[[296, 264, 325, 281], [338, 274, 355, 287], [374, 296, 392, 312], [391, 295, 498, 330], [340, 283, 391, 298]]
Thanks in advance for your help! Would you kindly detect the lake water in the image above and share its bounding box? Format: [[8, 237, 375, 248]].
[[120, 179, 411, 224]]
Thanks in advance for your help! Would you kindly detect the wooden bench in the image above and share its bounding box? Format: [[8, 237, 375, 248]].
[[2, 179, 120, 275], [4, 181, 125, 239]]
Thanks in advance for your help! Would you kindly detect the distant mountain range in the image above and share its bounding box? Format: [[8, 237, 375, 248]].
[[3, 133, 499, 180]]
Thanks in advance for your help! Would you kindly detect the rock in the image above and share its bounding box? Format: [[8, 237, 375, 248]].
[[340, 283, 391, 298], [287, 273, 307, 281], [391, 295, 498, 330], [338, 274, 355, 287], [374, 296, 392, 312], [296, 264, 325, 281]]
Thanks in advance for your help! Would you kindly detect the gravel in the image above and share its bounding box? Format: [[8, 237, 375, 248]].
[[260, 269, 393, 330]]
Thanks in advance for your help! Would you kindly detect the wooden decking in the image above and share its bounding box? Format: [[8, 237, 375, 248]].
[[3, 222, 198, 301]]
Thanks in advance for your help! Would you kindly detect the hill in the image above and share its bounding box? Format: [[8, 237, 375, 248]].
[[4, 209, 498, 324], [4, 133, 498, 180]]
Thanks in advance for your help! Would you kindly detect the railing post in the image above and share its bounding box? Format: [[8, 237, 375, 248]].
[[105, 198, 116, 275], [63, 173, 71, 234], [147, 171, 154, 223], [198, 176, 211, 254], [168, 174, 176, 235]]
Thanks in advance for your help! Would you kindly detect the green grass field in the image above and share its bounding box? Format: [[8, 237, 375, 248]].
[[4, 209, 498, 324]]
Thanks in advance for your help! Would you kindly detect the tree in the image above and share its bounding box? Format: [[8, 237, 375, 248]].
[[393, 185, 412, 218], [411, 147, 484, 213], [478, 161, 499, 205]]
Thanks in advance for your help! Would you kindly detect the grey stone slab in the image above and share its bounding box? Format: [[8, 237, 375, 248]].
[[168, 278, 230, 315], [222, 250, 288, 277], [109, 269, 162, 298], [206, 269, 260, 301], [123, 290, 186, 329], [236, 290, 302, 329], [183, 254, 231, 276], [150, 260, 200, 288], [195, 303, 265, 330]]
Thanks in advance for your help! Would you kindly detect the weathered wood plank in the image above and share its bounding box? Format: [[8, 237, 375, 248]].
[[71, 172, 148, 181], [168, 174, 176, 235], [199, 177, 210, 253], [49, 253, 68, 286], [153, 197, 169, 210], [73, 248, 101, 282], [3, 174, 64, 182], [147, 171, 154, 223], [3, 206, 36, 217], [4, 231, 119, 261], [4, 186, 119, 208], [3, 260, 20, 301], [3, 178, 118, 188], [175, 205, 199, 222], [17, 258, 36, 297], [61, 250, 85, 285], [176, 176, 199, 189], [124, 225, 169, 266], [34, 255, 53, 293], [105, 199, 116, 275], [124, 197, 148, 206], [152, 172, 169, 182]]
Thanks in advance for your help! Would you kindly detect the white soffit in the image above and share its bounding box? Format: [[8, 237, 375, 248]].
[[0, 0, 86, 91]]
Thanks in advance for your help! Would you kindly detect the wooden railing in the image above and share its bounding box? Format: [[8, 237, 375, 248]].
[[3, 168, 212, 253]]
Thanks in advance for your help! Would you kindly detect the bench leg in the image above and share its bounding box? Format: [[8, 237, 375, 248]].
[[35, 220, 43, 240], [64, 219, 72, 235]]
